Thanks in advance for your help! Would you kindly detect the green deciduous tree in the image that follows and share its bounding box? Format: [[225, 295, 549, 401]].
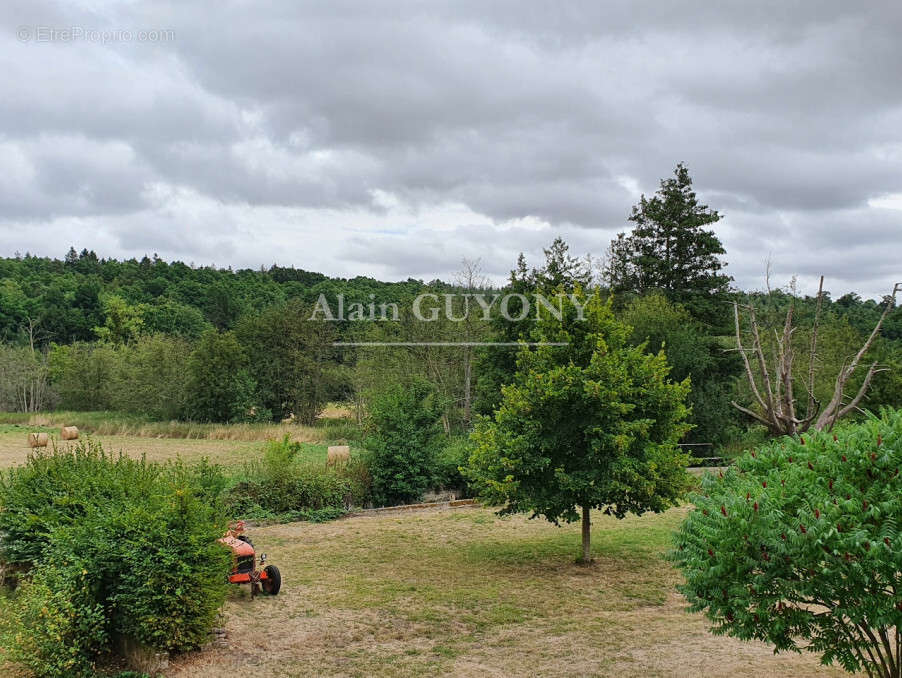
[[673, 409, 902, 678], [624, 293, 740, 446], [48, 342, 120, 410], [113, 334, 192, 420], [237, 300, 338, 424], [474, 237, 592, 416], [141, 299, 211, 339], [465, 289, 692, 561], [183, 330, 257, 422], [93, 294, 145, 344]]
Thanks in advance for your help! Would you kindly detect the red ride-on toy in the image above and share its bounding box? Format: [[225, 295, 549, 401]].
[[219, 521, 281, 597]]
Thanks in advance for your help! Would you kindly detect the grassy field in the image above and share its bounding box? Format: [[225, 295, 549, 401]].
[[0, 408, 360, 441], [0, 414, 844, 676], [165, 505, 845, 678], [0, 410, 362, 470]]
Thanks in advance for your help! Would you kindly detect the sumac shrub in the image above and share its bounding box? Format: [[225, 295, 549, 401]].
[[673, 409, 902, 677]]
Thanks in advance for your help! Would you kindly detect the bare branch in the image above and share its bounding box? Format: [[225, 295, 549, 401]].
[[817, 282, 901, 430], [748, 304, 777, 412], [834, 362, 887, 423], [806, 276, 824, 419], [730, 400, 776, 429], [732, 302, 770, 415]]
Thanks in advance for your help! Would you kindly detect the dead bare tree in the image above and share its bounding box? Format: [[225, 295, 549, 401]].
[[732, 277, 900, 435], [454, 258, 489, 427]]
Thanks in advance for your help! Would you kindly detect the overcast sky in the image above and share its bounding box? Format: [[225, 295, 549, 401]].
[[1, 1, 900, 299]]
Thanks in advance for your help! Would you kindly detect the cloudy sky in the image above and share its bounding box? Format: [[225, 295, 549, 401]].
[[1, 1, 900, 299]]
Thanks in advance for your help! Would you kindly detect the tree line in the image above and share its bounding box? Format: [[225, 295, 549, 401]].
[[1, 164, 900, 454]]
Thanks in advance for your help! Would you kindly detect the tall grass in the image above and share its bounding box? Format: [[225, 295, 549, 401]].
[[0, 409, 365, 443], [223, 436, 372, 520]]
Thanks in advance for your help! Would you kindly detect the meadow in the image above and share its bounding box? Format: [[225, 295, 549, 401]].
[[165, 505, 845, 678], [0, 414, 856, 676], [0, 410, 360, 471]]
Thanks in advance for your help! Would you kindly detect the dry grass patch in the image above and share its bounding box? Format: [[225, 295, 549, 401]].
[[0, 427, 261, 469], [0, 410, 360, 444], [168, 506, 850, 678]]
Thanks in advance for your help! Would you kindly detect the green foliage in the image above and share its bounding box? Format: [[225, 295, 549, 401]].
[[673, 409, 902, 677], [605, 163, 732, 325], [142, 299, 211, 339], [48, 341, 119, 411], [93, 294, 145, 344], [466, 290, 692, 530], [433, 436, 473, 495], [0, 563, 107, 678], [0, 441, 231, 674], [224, 436, 369, 516], [0, 344, 53, 412], [112, 334, 192, 419], [364, 379, 446, 506], [869, 339, 902, 410], [47, 335, 192, 418], [475, 237, 591, 417], [624, 294, 740, 446], [99, 485, 229, 651], [183, 329, 258, 422], [0, 442, 160, 565], [236, 299, 338, 424]]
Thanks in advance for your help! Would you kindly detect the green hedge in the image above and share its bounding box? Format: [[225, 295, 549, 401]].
[[0, 442, 230, 677]]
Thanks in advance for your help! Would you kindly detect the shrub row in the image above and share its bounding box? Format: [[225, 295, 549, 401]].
[[223, 431, 472, 517], [223, 436, 371, 519], [0, 442, 230, 677]]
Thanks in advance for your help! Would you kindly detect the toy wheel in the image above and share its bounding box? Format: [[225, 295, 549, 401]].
[[262, 565, 281, 595]]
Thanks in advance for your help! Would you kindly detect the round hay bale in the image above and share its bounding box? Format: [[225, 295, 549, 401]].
[[326, 445, 350, 466], [27, 432, 49, 448], [61, 426, 79, 441]]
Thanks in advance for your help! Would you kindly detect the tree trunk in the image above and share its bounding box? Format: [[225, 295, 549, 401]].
[[463, 350, 472, 426], [581, 506, 592, 562]]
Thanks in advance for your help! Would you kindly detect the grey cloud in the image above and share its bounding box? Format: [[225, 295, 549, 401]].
[[0, 0, 900, 299]]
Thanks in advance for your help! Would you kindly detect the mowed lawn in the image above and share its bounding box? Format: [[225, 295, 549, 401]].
[[169, 506, 847, 678], [0, 420, 848, 676]]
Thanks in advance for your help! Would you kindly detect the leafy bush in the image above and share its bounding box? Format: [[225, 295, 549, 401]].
[[364, 379, 446, 506], [673, 409, 902, 677], [224, 436, 370, 517], [433, 436, 472, 496], [0, 442, 160, 566], [103, 488, 229, 651], [0, 563, 107, 678], [0, 441, 231, 675]]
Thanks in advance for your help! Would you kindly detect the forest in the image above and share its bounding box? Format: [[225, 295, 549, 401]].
[[1, 166, 900, 456]]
